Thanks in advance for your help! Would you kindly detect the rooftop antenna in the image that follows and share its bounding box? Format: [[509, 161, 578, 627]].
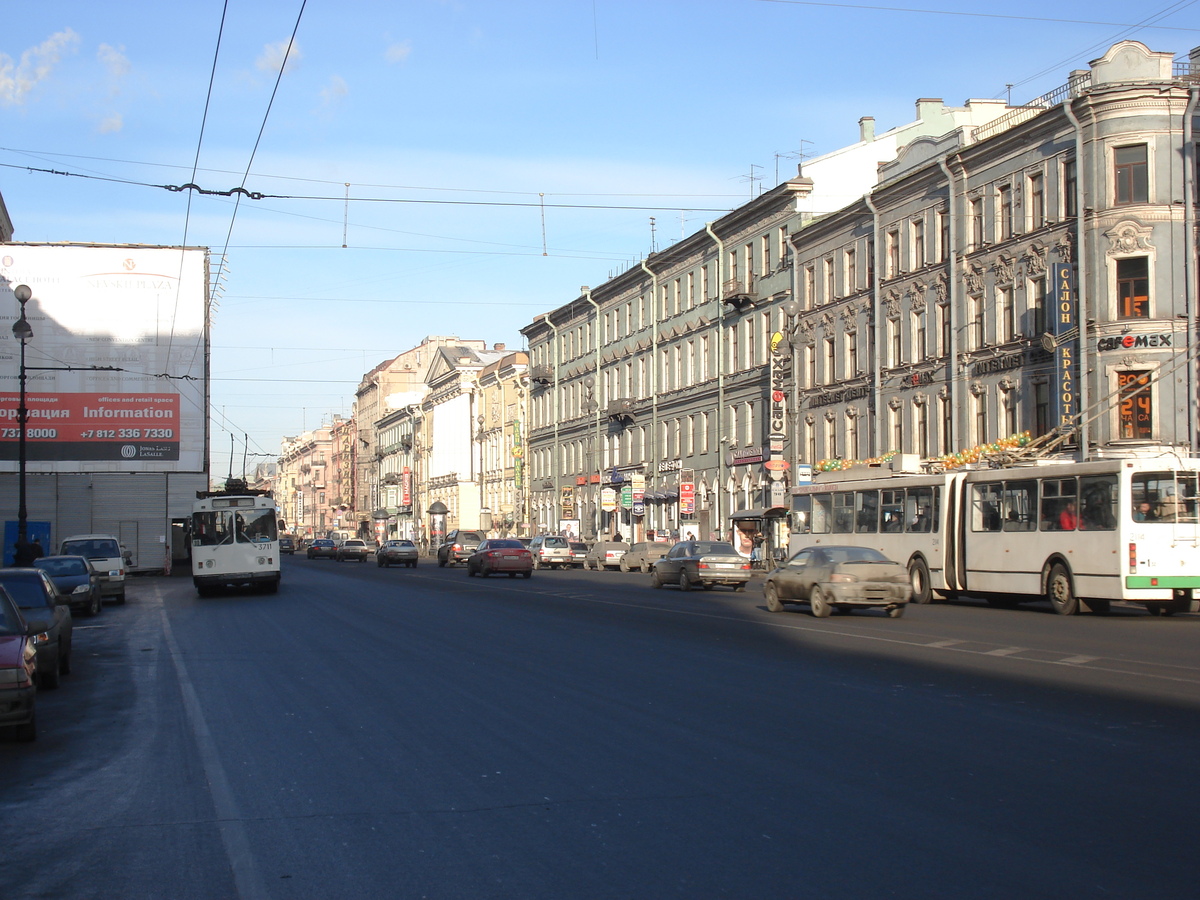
[[1006, 84, 1013, 105], [739, 164, 763, 199], [242, 433, 249, 480], [227, 432, 235, 483], [649, 216, 657, 253]]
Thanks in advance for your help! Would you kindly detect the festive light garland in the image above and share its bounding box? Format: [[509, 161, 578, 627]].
[[814, 432, 1033, 474]]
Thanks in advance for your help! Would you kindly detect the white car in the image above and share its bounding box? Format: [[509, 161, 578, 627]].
[[59, 533, 128, 603]]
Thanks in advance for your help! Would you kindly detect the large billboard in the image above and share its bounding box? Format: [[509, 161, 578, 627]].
[[0, 244, 208, 473]]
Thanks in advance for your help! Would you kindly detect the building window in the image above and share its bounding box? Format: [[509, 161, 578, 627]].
[[1118, 371, 1153, 439], [844, 247, 857, 293], [804, 265, 816, 308], [912, 310, 927, 361], [889, 318, 902, 367], [1114, 144, 1149, 205], [823, 257, 835, 301], [744, 243, 754, 287], [699, 337, 710, 381], [969, 294, 984, 350], [1003, 392, 1018, 436], [911, 218, 925, 269], [891, 408, 903, 453], [826, 421, 838, 460], [1030, 276, 1047, 337], [1000, 285, 1015, 343], [969, 197, 984, 249], [1063, 157, 1078, 218], [936, 209, 950, 262], [1027, 172, 1045, 230], [846, 330, 859, 376], [701, 411, 710, 453], [998, 184, 1014, 241], [824, 337, 836, 384], [885, 229, 900, 277], [806, 420, 816, 464], [939, 304, 951, 356], [916, 402, 930, 457], [974, 392, 989, 444], [940, 395, 952, 455], [761, 234, 772, 275], [1118, 257, 1149, 318], [1034, 382, 1050, 437], [806, 344, 816, 388], [848, 417, 860, 459]]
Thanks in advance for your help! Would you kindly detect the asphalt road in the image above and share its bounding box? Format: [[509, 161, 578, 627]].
[[3, 556, 1198, 899]]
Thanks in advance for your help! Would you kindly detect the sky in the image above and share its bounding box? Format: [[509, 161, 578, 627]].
[[2, 0, 1198, 480]]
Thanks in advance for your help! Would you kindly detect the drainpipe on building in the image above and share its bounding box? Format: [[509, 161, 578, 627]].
[[705, 222, 726, 539], [1183, 85, 1199, 453], [582, 288, 603, 539], [540, 313, 561, 532], [641, 259, 660, 541], [938, 155, 961, 457], [1063, 98, 1091, 459], [863, 192, 883, 458]]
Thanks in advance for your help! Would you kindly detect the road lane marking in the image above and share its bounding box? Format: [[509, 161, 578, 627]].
[[983, 647, 1024, 657]]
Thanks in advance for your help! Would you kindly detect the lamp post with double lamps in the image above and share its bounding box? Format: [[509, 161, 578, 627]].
[[11, 284, 34, 563]]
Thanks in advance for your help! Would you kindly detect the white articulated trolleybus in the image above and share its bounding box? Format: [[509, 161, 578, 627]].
[[191, 480, 281, 596], [788, 445, 1200, 616]]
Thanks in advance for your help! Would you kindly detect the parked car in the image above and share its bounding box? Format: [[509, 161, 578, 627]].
[[652, 541, 751, 591], [466, 539, 534, 578], [0, 585, 37, 742], [568, 542, 590, 567], [437, 530, 485, 567], [377, 540, 419, 568], [0, 569, 73, 689], [336, 539, 371, 563], [619, 541, 670, 573], [528, 535, 572, 569], [279, 537, 295, 555], [763, 545, 911, 618], [33, 555, 103, 617], [584, 541, 630, 570], [58, 533, 127, 603], [306, 539, 338, 560]]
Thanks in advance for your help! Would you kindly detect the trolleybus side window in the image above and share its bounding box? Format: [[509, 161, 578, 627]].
[[881, 490, 904, 532], [1040, 478, 1078, 531], [1079, 475, 1117, 531], [1132, 472, 1200, 524], [832, 492, 855, 534], [856, 490, 879, 533], [972, 483, 1003, 532], [1002, 480, 1037, 532], [810, 493, 834, 534], [906, 486, 936, 532]]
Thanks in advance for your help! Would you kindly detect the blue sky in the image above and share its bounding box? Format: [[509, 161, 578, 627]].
[[2, 0, 1198, 479]]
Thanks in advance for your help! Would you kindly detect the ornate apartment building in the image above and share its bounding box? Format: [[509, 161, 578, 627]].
[[521, 40, 1200, 545]]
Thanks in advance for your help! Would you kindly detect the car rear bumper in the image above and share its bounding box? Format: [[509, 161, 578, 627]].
[[824, 583, 911, 605]]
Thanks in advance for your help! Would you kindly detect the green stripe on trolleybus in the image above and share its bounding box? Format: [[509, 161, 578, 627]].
[[1125, 576, 1200, 589]]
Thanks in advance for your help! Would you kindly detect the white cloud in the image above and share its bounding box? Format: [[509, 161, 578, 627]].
[[0, 28, 81, 106], [97, 114, 123, 134], [256, 39, 302, 75], [385, 41, 412, 64], [318, 74, 348, 108]]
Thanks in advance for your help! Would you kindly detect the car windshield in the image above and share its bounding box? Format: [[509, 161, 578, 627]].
[[825, 547, 889, 564], [62, 538, 120, 558], [694, 542, 737, 556], [0, 590, 24, 635], [34, 558, 89, 577], [0, 574, 52, 610]]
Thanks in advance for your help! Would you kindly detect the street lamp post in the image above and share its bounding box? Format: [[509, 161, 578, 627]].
[[11, 284, 33, 562]]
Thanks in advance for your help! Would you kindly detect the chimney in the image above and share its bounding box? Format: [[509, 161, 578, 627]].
[[494, 342, 506, 351], [858, 116, 875, 142], [915, 98, 943, 121]]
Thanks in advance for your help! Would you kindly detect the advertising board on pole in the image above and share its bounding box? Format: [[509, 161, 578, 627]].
[[0, 244, 208, 473]]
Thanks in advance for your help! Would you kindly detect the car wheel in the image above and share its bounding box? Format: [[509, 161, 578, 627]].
[[60, 642, 71, 675], [651, 568, 663, 589], [117, 590, 126, 604], [887, 605, 906, 618], [764, 583, 784, 612], [409, 561, 417, 568], [1046, 563, 1078, 616], [532, 557, 541, 570], [438, 556, 446, 568], [88, 592, 102, 617], [508, 572, 516, 578], [641, 561, 650, 574], [733, 583, 746, 592], [619, 558, 629, 573], [679, 571, 692, 592], [467, 565, 476, 577], [14, 708, 35, 742], [810, 587, 832, 618], [41, 656, 61, 690], [522, 570, 532, 579]]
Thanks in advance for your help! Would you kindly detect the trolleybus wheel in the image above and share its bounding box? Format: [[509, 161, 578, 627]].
[[908, 556, 932, 605], [1046, 563, 1078, 616]]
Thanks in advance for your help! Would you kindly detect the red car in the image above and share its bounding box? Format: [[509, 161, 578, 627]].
[[0, 585, 37, 742], [466, 539, 534, 578]]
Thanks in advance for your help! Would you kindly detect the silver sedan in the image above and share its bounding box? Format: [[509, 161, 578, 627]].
[[651, 541, 752, 591], [376, 540, 419, 568]]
